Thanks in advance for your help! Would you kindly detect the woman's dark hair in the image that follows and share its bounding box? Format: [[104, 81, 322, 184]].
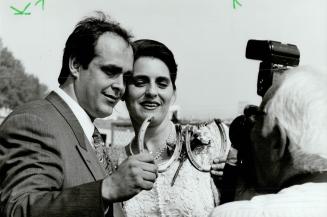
[[132, 39, 178, 90], [58, 11, 133, 85]]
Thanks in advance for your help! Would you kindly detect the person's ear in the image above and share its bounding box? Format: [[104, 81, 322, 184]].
[[272, 118, 288, 160], [69, 57, 81, 79]]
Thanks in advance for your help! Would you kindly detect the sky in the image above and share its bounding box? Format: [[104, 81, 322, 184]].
[[0, 0, 327, 120]]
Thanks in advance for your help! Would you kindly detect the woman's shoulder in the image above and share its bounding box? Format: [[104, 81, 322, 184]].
[[172, 119, 231, 172], [175, 119, 229, 139], [176, 119, 230, 155]]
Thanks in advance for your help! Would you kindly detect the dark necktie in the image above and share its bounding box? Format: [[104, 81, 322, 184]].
[[92, 127, 113, 175]]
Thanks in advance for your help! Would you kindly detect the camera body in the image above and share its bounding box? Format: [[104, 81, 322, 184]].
[[228, 40, 300, 187]]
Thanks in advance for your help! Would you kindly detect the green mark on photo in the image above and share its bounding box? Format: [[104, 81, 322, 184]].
[[10, 3, 32, 15], [233, 0, 242, 9], [35, 0, 45, 10]]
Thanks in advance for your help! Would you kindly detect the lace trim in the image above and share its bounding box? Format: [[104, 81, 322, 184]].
[[123, 160, 216, 217], [108, 121, 231, 217]]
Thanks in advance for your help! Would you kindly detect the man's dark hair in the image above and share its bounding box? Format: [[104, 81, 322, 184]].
[[58, 11, 133, 85], [132, 39, 178, 90]]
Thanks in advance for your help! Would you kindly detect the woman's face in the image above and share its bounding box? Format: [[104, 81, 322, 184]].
[[125, 57, 175, 126]]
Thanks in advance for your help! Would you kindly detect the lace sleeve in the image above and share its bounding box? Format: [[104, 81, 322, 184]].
[[193, 120, 232, 205]]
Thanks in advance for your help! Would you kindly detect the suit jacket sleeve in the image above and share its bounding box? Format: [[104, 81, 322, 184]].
[[0, 113, 107, 217]]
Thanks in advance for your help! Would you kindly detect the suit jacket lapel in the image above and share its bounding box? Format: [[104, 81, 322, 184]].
[[46, 91, 106, 180]]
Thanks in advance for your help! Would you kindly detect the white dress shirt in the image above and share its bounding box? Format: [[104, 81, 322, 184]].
[[209, 182, 327, 217]]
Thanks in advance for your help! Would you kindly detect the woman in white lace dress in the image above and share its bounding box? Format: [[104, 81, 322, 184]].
[[110, 39, 232, 217]]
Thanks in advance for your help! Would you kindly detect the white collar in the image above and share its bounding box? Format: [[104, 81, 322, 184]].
[[54, 88, 94, 144]]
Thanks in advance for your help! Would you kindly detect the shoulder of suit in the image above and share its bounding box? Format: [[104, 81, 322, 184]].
[[9, 98, 52, 116], [1, 98, 58, 127]]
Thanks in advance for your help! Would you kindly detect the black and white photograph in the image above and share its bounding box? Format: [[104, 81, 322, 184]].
[[0, 0, 327, 216]]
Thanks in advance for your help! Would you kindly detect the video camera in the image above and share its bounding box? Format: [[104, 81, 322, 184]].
[[228, 40, 300, 187]]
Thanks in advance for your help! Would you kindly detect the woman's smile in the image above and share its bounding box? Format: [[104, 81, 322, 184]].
[[140, 101, 161, 110]]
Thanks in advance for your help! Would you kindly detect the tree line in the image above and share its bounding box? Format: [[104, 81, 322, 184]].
[[0, 39, 48, 110]]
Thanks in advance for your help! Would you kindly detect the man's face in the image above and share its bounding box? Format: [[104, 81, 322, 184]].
[[74, 32, 133, 119]]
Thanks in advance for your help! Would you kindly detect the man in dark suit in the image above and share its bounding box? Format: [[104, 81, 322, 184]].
[[0, 12, 158, 217]]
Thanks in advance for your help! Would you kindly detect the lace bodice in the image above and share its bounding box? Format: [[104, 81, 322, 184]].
[[115, 148, 217, 217], [108, 121, 231, 217]]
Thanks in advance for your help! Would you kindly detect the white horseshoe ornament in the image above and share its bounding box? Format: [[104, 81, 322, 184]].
[[137, 116, 182, 173]]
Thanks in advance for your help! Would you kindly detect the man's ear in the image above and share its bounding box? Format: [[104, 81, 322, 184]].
[[68, 57, 81, 79], [272, 118, 288, 160]]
